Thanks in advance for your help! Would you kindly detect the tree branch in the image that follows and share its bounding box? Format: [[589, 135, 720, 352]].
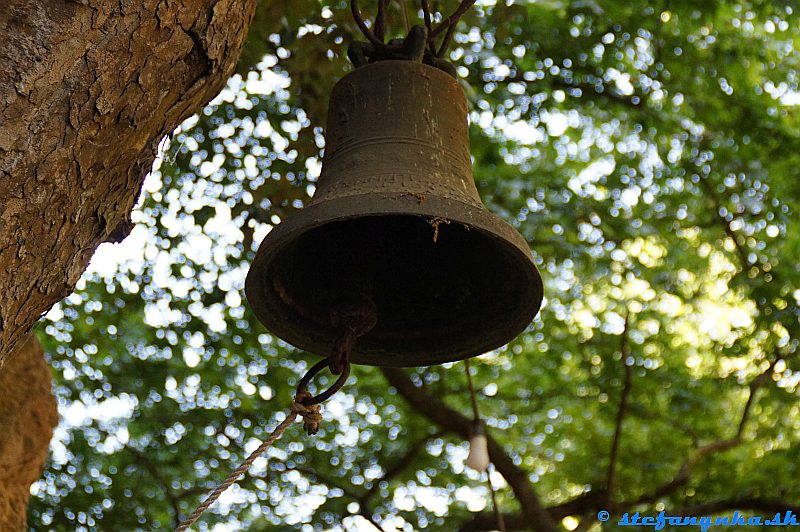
[[461, 497, 800, 532], [375, 0, 389, 41], [381, 367, 561, 532], [670, 497, 800, 516], [497, 72, 647, 111], [458, 512, 530, 531], [362, 432, 439, 503], [285, 433, 440, 532], [549, 77, 645, 110], [437, 19, 458, 58], [547, 490, 609, 520], [606, 311, 633, 508], [696, 176, 752, 271], [420, 0, 435, 54], [351, 0, 384, 46], [627, 403, 701, 446], [459, 491, 610, 531], [287, 466, 388, 531], [429, 0, 476, 40], [124, 444, 182, 528], [627, 356, 780, 506], [421, 0, 433, 32], [396, 0, 409, 33]]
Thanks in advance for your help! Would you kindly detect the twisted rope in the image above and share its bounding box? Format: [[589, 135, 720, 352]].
[[175, 392, 321, 531]]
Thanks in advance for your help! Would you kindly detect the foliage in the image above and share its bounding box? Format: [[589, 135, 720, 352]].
[[30, 1, 800, 530]]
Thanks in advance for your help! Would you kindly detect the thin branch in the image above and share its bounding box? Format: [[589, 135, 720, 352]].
[[396, 0, 409, 33], [463, 474, 800, 529], [436, 18, 458, 58], [496, 72, 647, 110], [421, 0, 433, 32], [606, 311, 633, 508], [288, 466, 388, 531], [362, 432, 439, 502], [628, 356, 781, 506], [696, 176, 752, 271], [574, 511, 600, 532], [351, 0, 384, 46], [459, 490, 609, 530], [547, 490, 609, 520], [671, 497, 800, 516], [124, 444, 182, 528], [356, 509, 387, 532], [695, 356, 778, 449], [429, 0, 476, 40], [549, 77, 645, 109], [286, 466, 361, 499], [627, 402, 702, 446], [461, 498, 800, 532], [375, 0, 389, 42], [287, 434, 444, 532], [420, 0, 435, 53], [381, 367, 561, 532], [458, 513, 529, 531]]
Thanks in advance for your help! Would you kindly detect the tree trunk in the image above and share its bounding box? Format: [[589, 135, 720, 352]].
[[0, 0, 256, 365], [0, 334, 58, 531]]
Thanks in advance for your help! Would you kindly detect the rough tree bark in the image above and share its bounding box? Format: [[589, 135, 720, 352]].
[[0, 0, 255, 527], [0, 334, 58, 531], [0, 0, 256, 365]]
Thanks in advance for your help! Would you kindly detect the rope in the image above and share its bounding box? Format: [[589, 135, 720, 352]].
[[486, 464, 507, 532], [464, 358, 481, 420], [176, 295, 371, 530], [464, 360, 506, 532], [175, 392, 321, 531]]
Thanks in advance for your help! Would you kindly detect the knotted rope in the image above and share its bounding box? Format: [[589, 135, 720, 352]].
[[175, 392, 321, 532], [176, 296, 375, 530]]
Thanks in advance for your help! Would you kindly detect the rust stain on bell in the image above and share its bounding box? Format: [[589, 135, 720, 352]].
[[245, 61, 543, 367]]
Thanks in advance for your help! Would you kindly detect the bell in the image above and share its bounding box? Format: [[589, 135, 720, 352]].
[[245, 60, 543, 367]]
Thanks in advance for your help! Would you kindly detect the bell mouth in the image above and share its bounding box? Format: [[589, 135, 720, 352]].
[[245, 194, 543, 367]]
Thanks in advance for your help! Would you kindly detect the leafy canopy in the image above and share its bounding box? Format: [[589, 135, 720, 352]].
[[31, 1, 800, 530]]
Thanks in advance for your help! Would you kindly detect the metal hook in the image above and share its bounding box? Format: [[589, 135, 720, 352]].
[[296, 357, 351, 406]]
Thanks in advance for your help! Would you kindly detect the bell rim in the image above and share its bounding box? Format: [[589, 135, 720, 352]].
[[245, 192, 543, 367]]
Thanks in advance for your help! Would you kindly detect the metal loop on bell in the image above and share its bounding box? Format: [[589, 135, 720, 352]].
[[296, 358, 351, 406]]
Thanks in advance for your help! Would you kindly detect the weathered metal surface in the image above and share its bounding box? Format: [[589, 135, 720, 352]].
[[313, 60, 480, 206], [245, 60, 543, 367]]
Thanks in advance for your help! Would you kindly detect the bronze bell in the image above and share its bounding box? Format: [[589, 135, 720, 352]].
[[245, 60, 543, 367]]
